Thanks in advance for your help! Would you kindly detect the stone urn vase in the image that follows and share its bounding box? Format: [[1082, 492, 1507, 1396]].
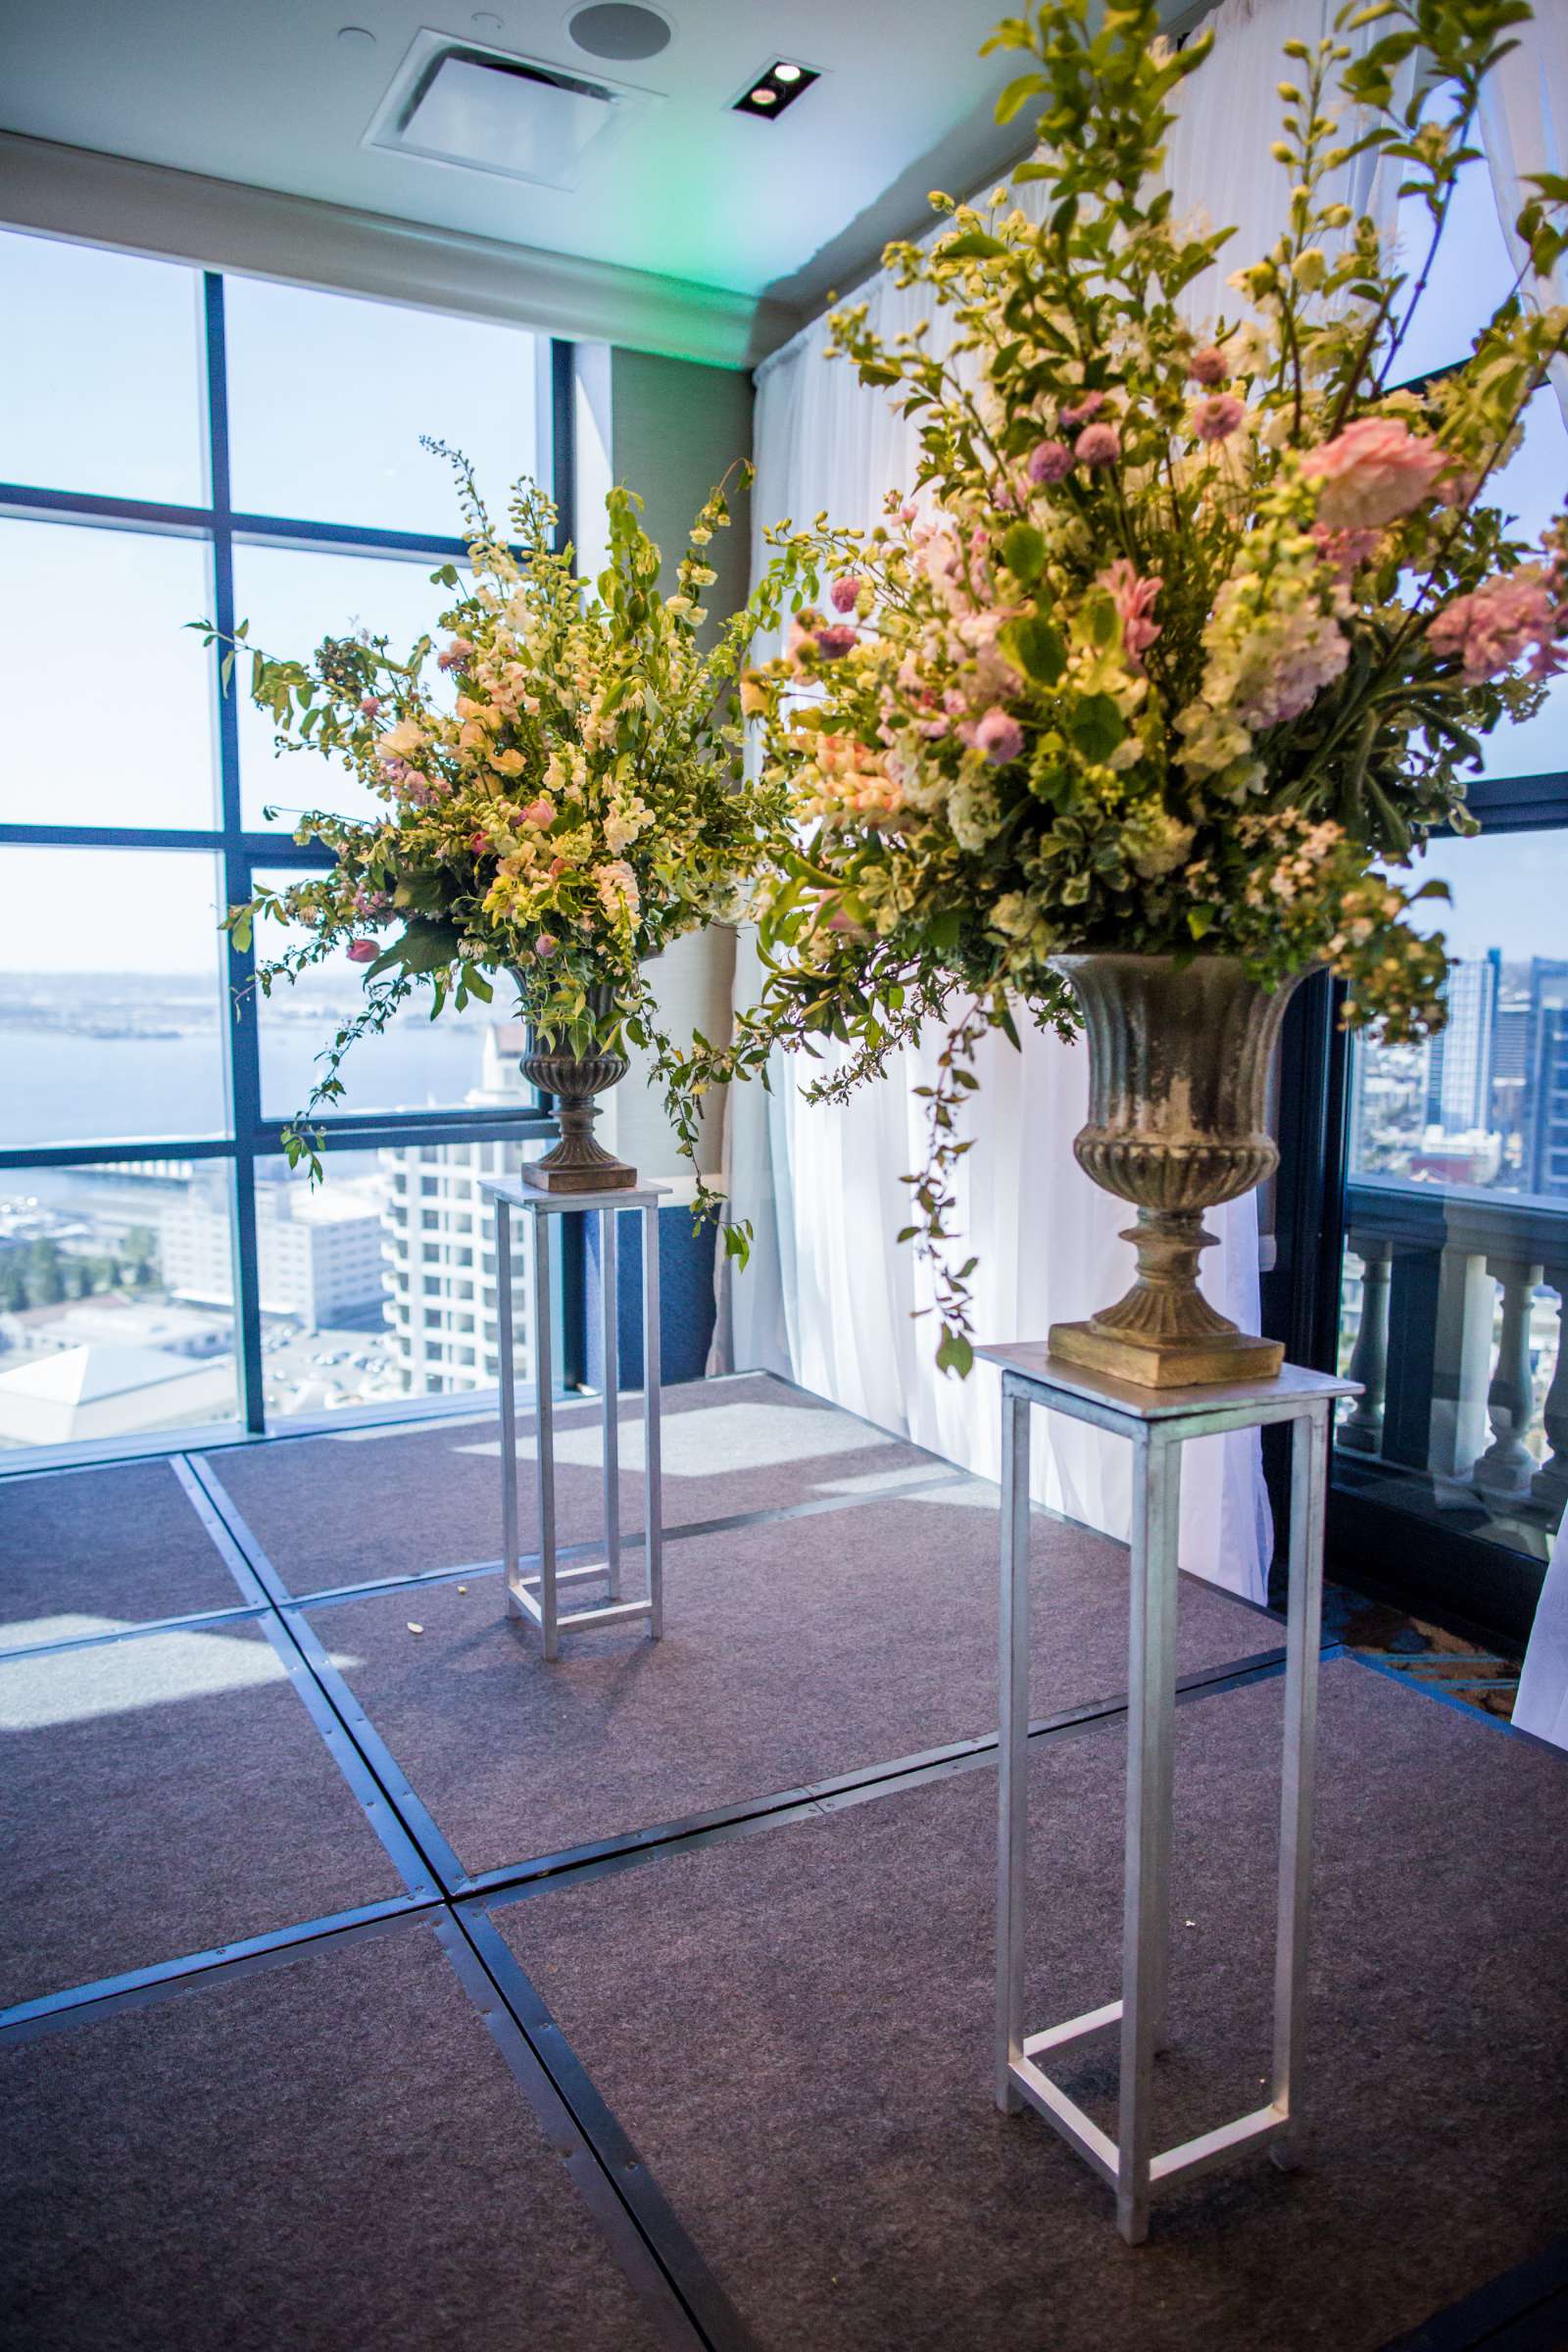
[[517, 980, 637, 1195], [1047, 953, 1306, 1388]]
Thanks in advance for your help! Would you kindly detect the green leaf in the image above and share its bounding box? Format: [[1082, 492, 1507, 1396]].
[[940, 230, 1007, 261], [994, 71, 1047, 124], [1001, 521, 1046, 583], [367, 918, 464, 982], [1002, 613, 1066, 684], [1065, 694, 1123, 763], [935, 1331, 975, 1379]]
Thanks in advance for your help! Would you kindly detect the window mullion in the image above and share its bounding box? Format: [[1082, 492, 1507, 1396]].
[[204, 270, 267, 1437]]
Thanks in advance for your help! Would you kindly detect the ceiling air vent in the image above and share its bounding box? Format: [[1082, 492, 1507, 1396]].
[[366, 28, 654, 191]]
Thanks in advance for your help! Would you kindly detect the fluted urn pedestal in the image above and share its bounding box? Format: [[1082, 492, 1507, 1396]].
[[1048, 953, 1304, 1389], [517, 981, 638, 1195]]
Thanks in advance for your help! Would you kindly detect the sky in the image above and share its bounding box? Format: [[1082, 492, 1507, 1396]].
[[0, 187, 1565, 977]]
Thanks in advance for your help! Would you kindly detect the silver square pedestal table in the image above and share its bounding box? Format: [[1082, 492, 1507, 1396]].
[[482, 1176, 668, 1662], [981, 1342, 1358, 2242]]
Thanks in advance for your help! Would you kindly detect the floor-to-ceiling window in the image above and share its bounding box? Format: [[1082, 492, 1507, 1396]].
[[1325, 164, 1568, 1642], [0, 229, 564, 1462]]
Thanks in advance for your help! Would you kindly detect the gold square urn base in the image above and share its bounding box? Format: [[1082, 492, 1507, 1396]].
[[1048, 1318, 1285, 1390], [520, 1160, 639, 1195]]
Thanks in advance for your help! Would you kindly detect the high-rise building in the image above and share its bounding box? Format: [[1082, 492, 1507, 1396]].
[[1424, 948, 1500, 1136], [1524, 960, 1568, 1196], [162, 1166, 386, 1334], [379, 1024, 534, 1394]]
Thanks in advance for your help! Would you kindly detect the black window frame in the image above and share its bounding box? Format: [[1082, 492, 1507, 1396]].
[[0, 258, 577, 1452]]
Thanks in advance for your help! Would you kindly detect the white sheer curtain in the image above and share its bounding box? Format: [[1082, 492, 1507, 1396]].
[[1483, 20, 1568, 1741], [714, 0, 1411, 1604], [1480, 8, 1568, 425]]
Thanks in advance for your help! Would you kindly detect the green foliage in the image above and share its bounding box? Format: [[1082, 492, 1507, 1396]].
[[203, 453, 808, 1244], [710, 0, 1566, 1371]]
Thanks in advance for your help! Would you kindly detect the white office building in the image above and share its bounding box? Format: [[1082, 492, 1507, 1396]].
[[162, 1169, 387, 1335], [379, 1025, 534, 1395]]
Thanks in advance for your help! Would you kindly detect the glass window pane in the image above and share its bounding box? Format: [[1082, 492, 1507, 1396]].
[[0, 520, 217, 829], [252, 866, 529, 1122], [0, 229, 205, 505], [257, 1138, 544, 1420], [1339, 827, 1568, 1579], [1475, 387, 1568, 781], [232, 543, 453, 831], [0, 849, 228, 1148], [1388, 154, 1513, 387], [0, 1161, 238, 1453], [223, 278, 538, 532]]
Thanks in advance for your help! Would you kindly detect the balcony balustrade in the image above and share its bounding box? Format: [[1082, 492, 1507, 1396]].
[[1341, 1175, 1567, 1550]]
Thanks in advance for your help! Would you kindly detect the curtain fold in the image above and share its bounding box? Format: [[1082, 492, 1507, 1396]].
[[1479, 12, 1568, 425], [713, 0, 1410, 1604]]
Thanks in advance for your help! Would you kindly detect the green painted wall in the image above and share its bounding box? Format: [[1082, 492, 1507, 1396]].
[[609, 347, 754, 638]]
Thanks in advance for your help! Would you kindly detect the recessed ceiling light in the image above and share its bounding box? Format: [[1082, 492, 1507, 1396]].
[[566, 2, 672, 63], [733, 60, 818, 120]]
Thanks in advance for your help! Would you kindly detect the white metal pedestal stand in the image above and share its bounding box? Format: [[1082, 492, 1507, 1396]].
[[482, 1177, 668, 1662], [981, 1344, 1358, 2243]]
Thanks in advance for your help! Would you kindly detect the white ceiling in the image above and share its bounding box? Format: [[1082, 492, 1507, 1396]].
[[0, 0, 1039, 311]]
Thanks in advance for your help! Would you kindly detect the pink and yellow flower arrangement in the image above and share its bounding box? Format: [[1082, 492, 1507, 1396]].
[[703, 0, 1568, 1367], [213, 455, 795, 1203]]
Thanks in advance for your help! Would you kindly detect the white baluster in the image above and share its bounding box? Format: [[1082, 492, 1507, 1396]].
[[1531, 1273, 1568, 1531], [1474, 1256, 1545, 1507], [1340, 1239, 1391, 1456]]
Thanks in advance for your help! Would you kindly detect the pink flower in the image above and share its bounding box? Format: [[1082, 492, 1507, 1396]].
[[899, 502, 918, 524], [974, 707, 1024, 764], [1028, 439, 1073, 485], [1075, 422, 1121, 467], [469, 831, 492, 855], [991, 476, 1018, 511], [521, 796, 556, 830], [1191, 392, 1246, 443], [360, 697, 382, 717], [821, 897, 868, 941], [437, 636, 474, 672], [1189, 346, 1228, 385], [1299, 416, 1446, 530], [1427, 567, 1565, 684], [548, 855, 566, 880], [830, 575, 862, 613], [535, 934, 559, 958], [1098, 558, 1163, 671], [814, 623, 858, 660], [1310, 522, 1382, 580], [785, 612, 822, 664], [347, 939, 378, 964], [1060, 390, 1105, 428]]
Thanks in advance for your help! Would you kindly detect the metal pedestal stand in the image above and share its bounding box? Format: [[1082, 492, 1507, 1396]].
[[982, 1344, 1358, 2243], [483, 1177, 667, 1662]]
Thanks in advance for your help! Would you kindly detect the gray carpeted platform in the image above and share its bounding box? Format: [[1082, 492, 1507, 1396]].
[[0, 1622, 406, 2009], [0, 1459, 245, 1642], [496, 1659, 1568, 2352], [306, 1488, 1280, 1878], [203, 1372, 944, 1595], [0, 1919, 669, 2352]]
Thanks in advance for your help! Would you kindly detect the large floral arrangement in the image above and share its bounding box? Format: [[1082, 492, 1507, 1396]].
[[710, 0, 1568, 1369], [216, 452, 794, 1214]]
